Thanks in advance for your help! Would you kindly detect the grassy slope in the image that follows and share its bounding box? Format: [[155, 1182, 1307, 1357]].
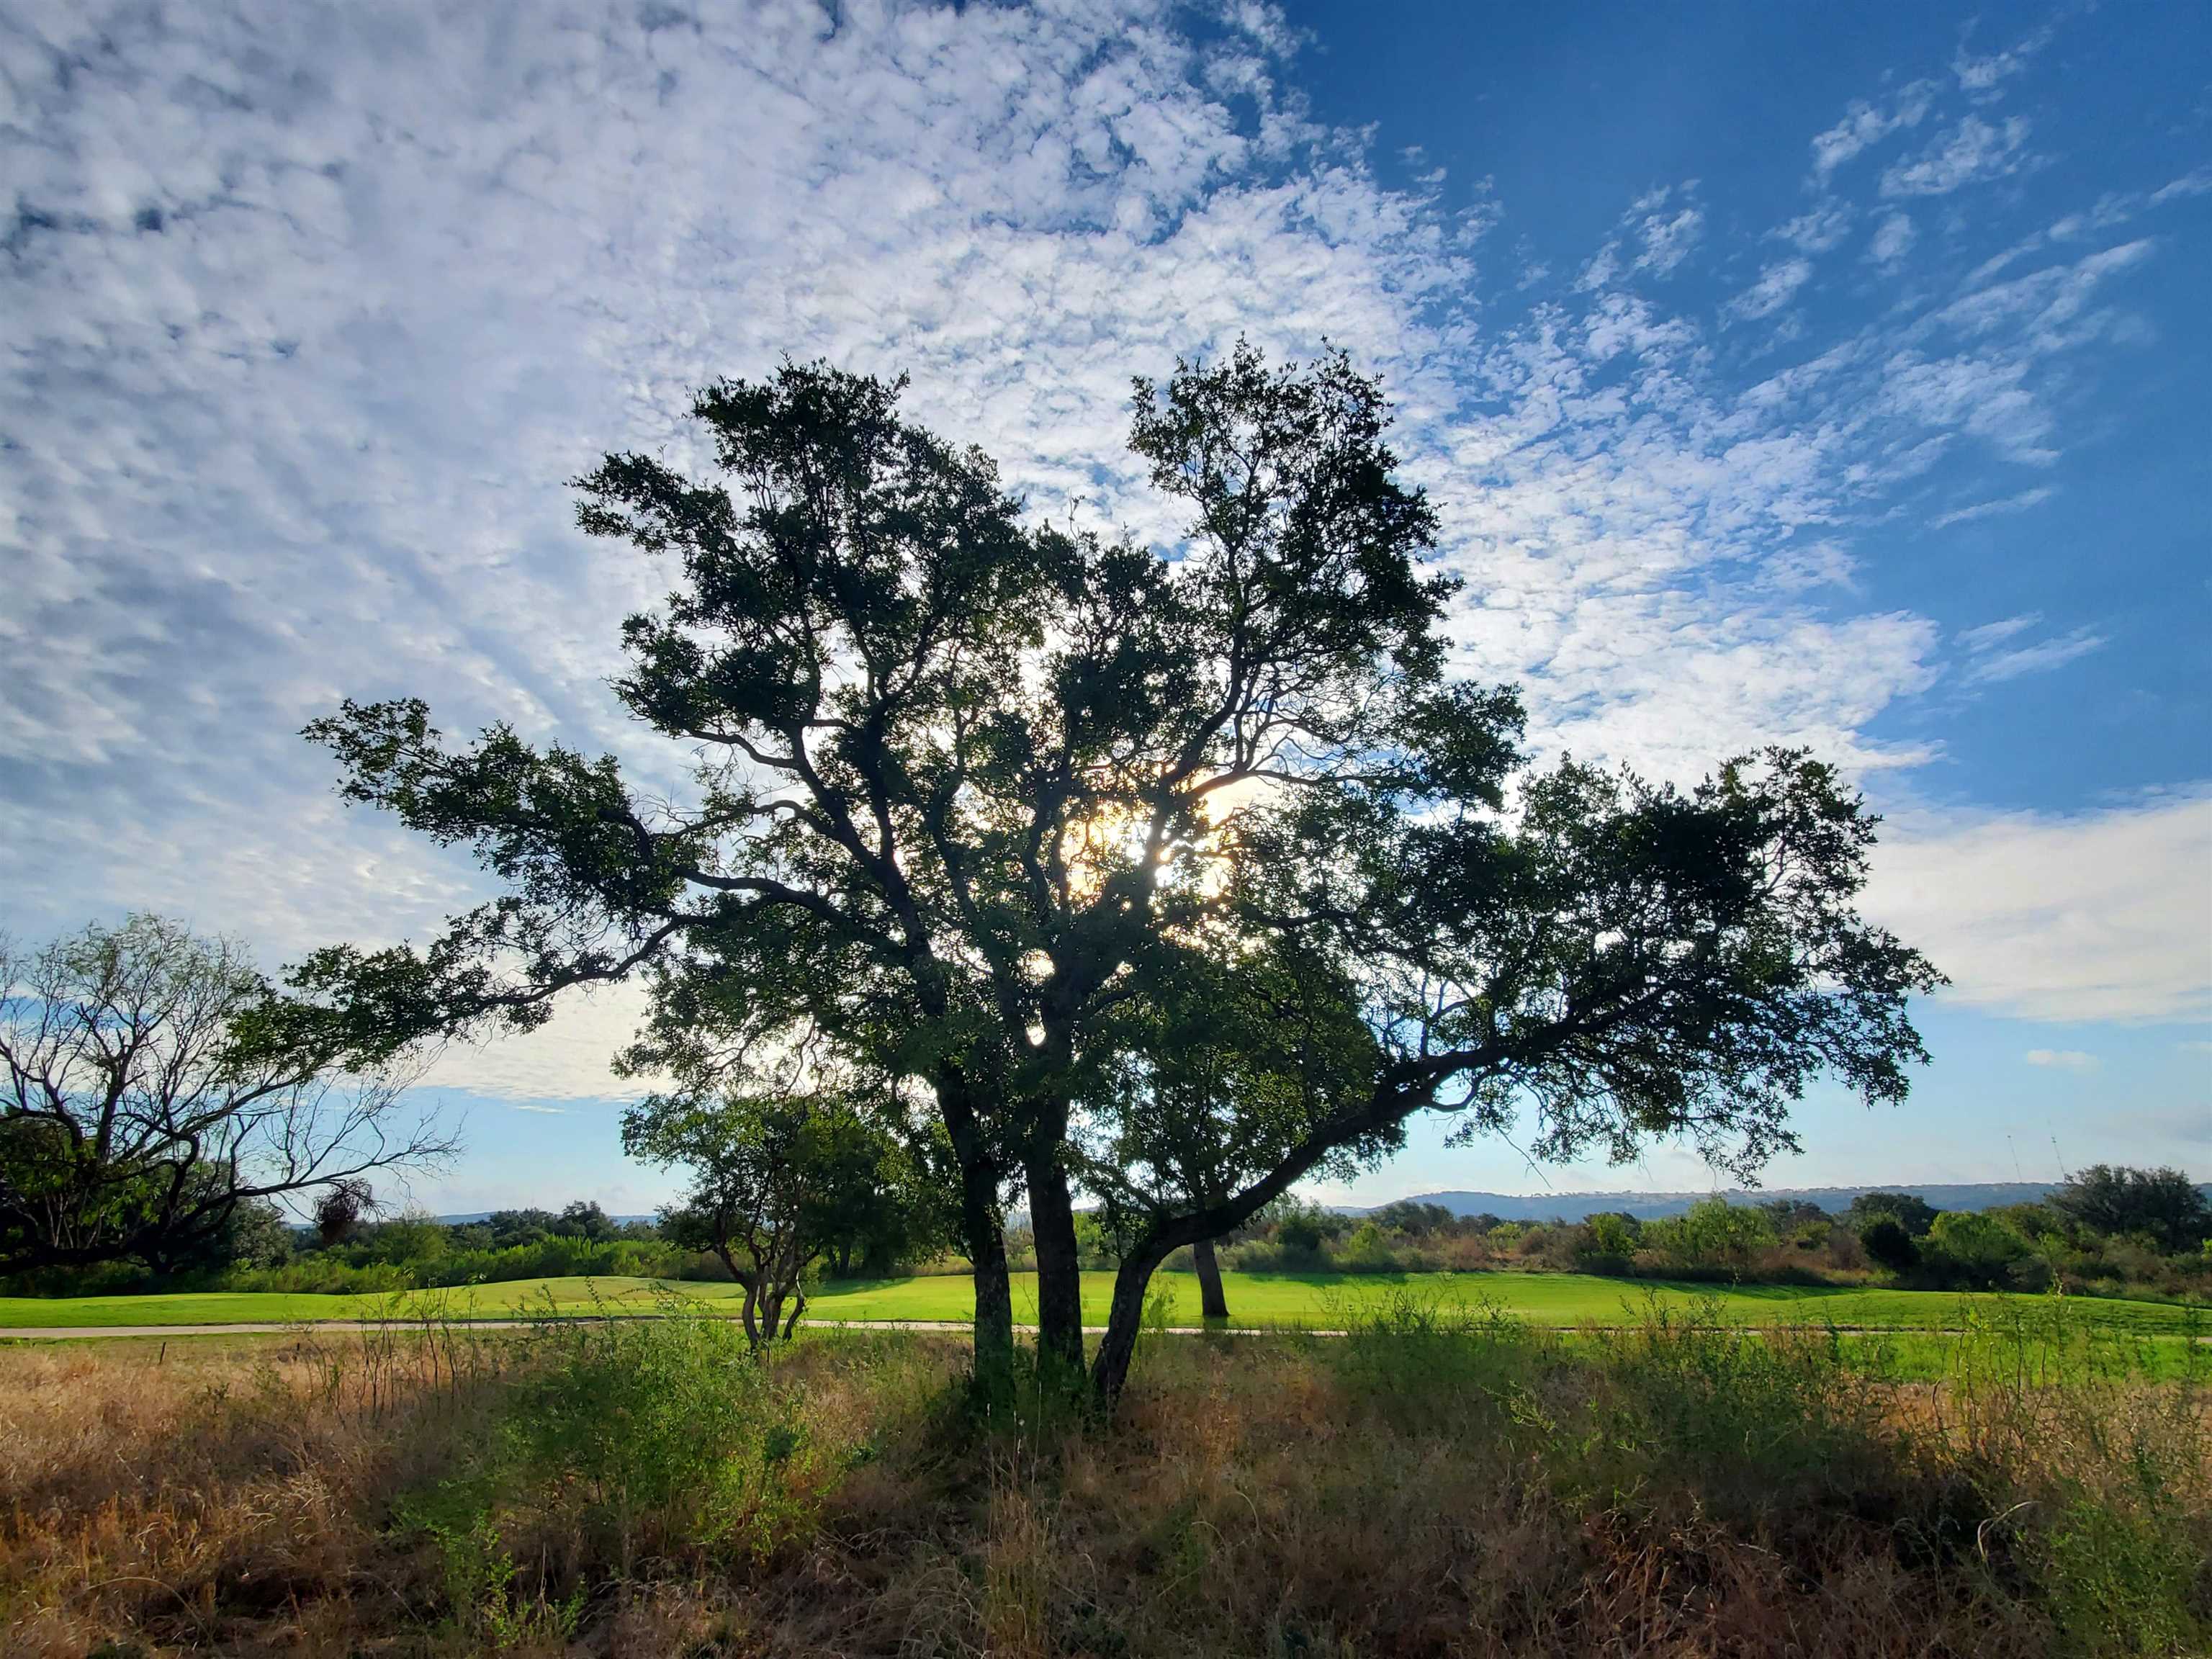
[[0, 1269, 2201, 1334]]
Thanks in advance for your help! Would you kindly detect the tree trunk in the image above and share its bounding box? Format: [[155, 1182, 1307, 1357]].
[[961, 1160, 1017, 1388], [1025, 1152, 1087, 1383], [1089, 1241, 1169, 1409], [759, 1284, 784, 1344], [781, 1287, 806, 1341], [1192, 1236, 1228, 1320], [739, 1278, 762, 1351]]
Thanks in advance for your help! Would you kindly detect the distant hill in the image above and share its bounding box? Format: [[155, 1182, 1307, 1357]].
[[1354, 1183, 2075, 1222]]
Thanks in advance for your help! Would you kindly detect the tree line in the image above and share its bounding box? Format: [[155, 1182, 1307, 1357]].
[[9, 344, 1951, 1402], [1119, 1178, 2211, 1302]]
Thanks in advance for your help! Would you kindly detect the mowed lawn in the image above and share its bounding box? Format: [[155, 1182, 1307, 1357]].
[[0, 1269, 2202, 1336]]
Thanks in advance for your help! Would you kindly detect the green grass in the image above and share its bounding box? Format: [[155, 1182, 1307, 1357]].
[[1, 1268, 2203, 1339]]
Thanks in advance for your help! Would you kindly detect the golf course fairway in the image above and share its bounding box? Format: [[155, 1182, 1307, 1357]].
[[0, 1269, 2201, 1336]]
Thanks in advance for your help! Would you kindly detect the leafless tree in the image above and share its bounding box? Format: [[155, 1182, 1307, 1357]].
[[0, 914, 453, 1274]]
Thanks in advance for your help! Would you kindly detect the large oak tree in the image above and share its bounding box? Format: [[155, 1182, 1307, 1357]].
[[294, 346, 1939, 1402]]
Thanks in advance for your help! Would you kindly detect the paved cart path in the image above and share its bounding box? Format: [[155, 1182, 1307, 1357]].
[[3, 1319, 1274, 1339]]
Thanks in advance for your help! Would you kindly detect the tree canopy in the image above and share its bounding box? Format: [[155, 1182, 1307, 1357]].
[[292, 344, 1941, 1401], [2051, 1164, 2210, 1254]]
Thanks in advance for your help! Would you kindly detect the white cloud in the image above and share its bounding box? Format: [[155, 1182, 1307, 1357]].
[[1954, 25, 2056, 94], [1961, 627, 2106, 685], [1575, 240, 1622, 292], [1881, 115, 2031, 197], [1778, 204, 1855, 253], [1931, 487, 2052, 529], [2152, 168, 2212, 205], [0, 0, 2195, 1103], [1864, 793, 2212, 1024], [1881, 353, 2055, 464], [1869, 212, 1916, 266], [1724, 256, 1813, 323], [1955, 25, 2052, 94], [1956, 613, 2041, 651], [1810, 81, 1937, 179], [2024, 1049, 2098, 1071], [1954, 610, 2105, 684], [1633, 204, 1704, 276], [423, 982, 662, 1102]]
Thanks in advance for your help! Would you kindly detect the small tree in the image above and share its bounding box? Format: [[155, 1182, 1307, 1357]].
[[1577, 1210, 1640, 1268], [624, 1075, 937, 1349], [1847, 1191, 1938, 1238], [1079, 948, 1377, 1321], [0, 916, 448, 1275], [1923, 1210, 2031, 1290], [219, 1198, 297, 1271], [1858, 1215, 1919, 1274], [1643, 1197, 1774, 1274], [554, 1199, 618, 1241], [482, 1207, 559, 1247], [2051, 1164, 2211, 1254]]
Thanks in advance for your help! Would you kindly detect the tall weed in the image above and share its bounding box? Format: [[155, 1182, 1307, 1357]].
[[398, 1294, 824, 1633]]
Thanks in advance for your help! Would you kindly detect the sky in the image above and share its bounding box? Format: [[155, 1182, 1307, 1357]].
[[2, 0, 2206, 1215]]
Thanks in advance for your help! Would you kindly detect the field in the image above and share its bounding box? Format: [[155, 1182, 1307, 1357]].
[[3, 1296, 2206, 1658], [4, 1267, 2206, 1339]]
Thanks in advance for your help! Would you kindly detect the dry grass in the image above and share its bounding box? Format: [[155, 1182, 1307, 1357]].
[[2, 1304, 2206, 1658], [0, 1327, 531, 1658]]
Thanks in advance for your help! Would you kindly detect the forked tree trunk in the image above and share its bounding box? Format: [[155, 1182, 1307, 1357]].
[[1025, 1154, 1087, 1383], [1192, 1236, 1228, 1320]]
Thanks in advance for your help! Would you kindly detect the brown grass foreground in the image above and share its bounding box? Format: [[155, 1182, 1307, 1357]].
[[2, 1300, 2206, 1658]]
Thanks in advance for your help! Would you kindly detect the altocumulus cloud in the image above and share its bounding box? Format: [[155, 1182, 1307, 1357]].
[[0, 1, 2197, 1098]]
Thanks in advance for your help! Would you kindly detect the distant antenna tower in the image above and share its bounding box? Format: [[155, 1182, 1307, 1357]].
[[2050, 1134, 2070, 1181], [2006, 1133, 2024, 1183]]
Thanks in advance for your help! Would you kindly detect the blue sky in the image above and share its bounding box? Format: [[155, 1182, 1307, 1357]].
[[2, 1, 2205, 1215]]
